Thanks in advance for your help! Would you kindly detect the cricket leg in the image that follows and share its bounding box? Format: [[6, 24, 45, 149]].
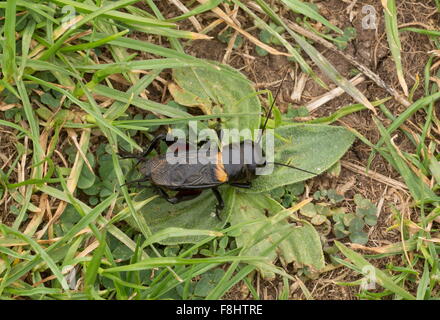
[[139, 133, 167, 158], [157, 188, 202, 204], [229, 182, 252, 189], [211, 187, 224, 220], [118, 133, 167, 161], [121, 177, 150, 187]]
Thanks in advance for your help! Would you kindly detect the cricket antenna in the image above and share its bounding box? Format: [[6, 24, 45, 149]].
[[271, 162, 318, 175], [256, 69, 317, 177], [257, 68, 290, 144]]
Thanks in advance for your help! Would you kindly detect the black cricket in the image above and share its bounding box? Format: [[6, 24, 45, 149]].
[[119, 70, 317, 217]]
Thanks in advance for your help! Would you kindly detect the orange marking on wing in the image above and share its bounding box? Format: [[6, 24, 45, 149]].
[[215, 152, 228, 183]]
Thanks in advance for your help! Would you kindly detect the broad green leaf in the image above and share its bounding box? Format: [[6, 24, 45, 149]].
[[129, 187, 235, 244], [348, 216, 365, 233], [364, 215, 378, 226], [311, 214, 327, 225], [78, 153, 96, 189], [248, 124, 355, 192], [168, 83, 212, 115], [231, 193, 325, 277], [170, 65, 261, 133], [349, 231, 369, 245], [277, 219, 325, 271], [193, 268, 225, 297], [231, 194, 284, 261], [300, 203, 317, 218]]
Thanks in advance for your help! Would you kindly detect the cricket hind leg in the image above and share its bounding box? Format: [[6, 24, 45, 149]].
[[121, 177, 150, 188], [118, 133, 167, 162], [230, 182, 251, 189], [157, 187, 224, 221], [157, 188, 202, 204], [211, 187, 224, 220]]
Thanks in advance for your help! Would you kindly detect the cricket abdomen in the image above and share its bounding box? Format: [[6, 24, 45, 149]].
[[143, 151, 228, 190]]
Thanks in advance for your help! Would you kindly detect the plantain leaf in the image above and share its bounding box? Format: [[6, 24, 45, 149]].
[[231, 193, 325, 278], [129, 186, 235, 244], [129, 190, 325, 276], [277, 220, 325, 270], [230, 194, 284, 262], [170, 65, 261, 134], [247, 124, 355, 193]]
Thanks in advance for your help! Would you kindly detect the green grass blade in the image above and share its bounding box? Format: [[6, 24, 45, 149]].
[[141, 228, 223, 248], [306, 98, 391, 124], [40, 0, 149, 60], [281, 0, 343, 34], [93, 85, 193, 119], [24, 74, 141, 151], [102, 256, 267, 273], [235, 0, 318, 84], [367, 91, 440, 168], [85, 232, 107, 296], [400, 27, 440, 37], [127, 24, 210, 40], [60, 29, 129, 52], [75, 58, 211, 72], [416, 261, 431, 300], [335, 241, 416, 300], [373, 116, 438, 202], [383, 0, 408, 96], [0, 225, 69, 291], [17, 20, 36, 79], [166, 0, 223, 22], [48, 0, 175, 27], [1, 0, 17, 83]]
